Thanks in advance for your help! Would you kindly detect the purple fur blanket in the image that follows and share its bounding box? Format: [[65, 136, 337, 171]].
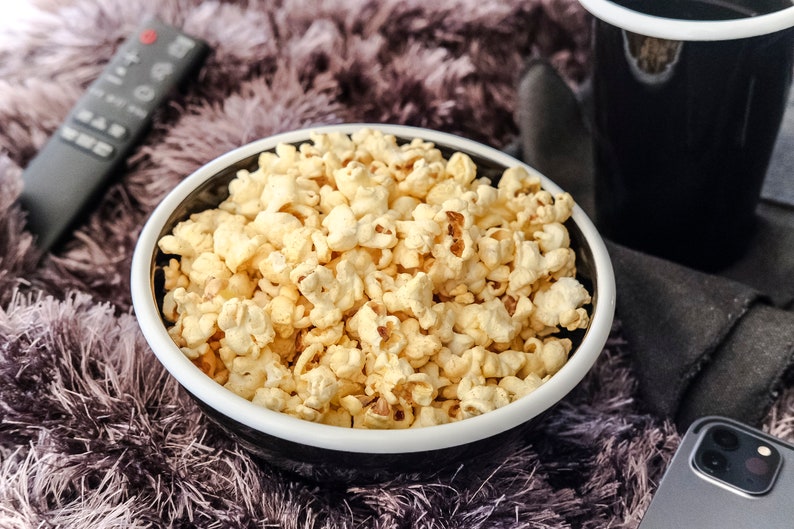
[[1, 1, 792, 527]]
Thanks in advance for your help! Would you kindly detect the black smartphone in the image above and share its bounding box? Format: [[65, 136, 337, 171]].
[[638, 416, 794, 528]]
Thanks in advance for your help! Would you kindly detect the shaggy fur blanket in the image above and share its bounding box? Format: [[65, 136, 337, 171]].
[[1, 1, 792, 527]]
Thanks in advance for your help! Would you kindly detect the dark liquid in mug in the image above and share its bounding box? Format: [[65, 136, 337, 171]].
[[593, 0, 794, 270]]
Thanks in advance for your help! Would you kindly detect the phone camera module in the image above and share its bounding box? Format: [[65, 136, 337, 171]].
[[693, 423, 783, 495]]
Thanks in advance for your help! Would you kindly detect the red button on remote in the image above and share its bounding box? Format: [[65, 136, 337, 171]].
[[139, 29, 157, 45]]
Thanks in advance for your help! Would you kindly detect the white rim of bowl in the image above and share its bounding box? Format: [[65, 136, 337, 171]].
[[578, 0, 794, 41], [131, 123, 616, 455]]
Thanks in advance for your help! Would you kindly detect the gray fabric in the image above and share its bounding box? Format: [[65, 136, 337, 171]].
[[761, 86, 794, 208], [606, 242, 760, 424], [516, 59, 794, 430], [720, 202, 794, 309], [678, 303, 794, 428], [517, 58, 595, 216]]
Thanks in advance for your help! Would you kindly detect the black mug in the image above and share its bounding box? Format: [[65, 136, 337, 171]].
[[580, 0, 794, 271]]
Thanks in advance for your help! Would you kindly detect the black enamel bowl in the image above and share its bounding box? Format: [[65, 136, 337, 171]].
[[130, 124, 616, 482]]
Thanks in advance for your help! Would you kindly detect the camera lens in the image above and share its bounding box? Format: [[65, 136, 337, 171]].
[[745, 456, 770, 476], [711, 428, 740, 450], [700, 449, 729, 474]]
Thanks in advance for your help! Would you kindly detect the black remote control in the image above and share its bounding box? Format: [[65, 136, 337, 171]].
[[20, 17, 210, 254]]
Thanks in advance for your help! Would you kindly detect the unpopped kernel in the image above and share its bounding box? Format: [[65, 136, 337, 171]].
[[158, 128, 591, 429]]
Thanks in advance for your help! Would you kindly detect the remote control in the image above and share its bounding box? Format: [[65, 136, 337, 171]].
[[20, 17, 210, 254]]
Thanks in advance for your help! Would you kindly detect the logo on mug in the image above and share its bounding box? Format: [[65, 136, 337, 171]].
[[623, 30, 682, 85]]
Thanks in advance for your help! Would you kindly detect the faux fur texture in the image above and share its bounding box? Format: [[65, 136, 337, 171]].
[[1, 1, 792, 528]]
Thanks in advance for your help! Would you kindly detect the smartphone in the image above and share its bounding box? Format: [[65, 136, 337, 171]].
[[638, 416, 794, 529]]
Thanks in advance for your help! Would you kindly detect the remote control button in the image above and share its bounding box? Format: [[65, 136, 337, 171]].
[[75, 133, 98, 150], [151, 62, 174, 82], [139, 28, 158, 45], [90, 116, 108, 131], [125, 103, 148, 120], [133, 84, 156, 102], [123, 50, 141, 66], [114, 65, 128, 77], [75, 109, 94, 124], [168, 35, 195, 59], [92, 141, 114, 158], [88, 86, 106, 99], [60, 126, 79, 142], [107, 123, 127, 139], [105, 74, 124, 86], [105, 93, 128, 109]]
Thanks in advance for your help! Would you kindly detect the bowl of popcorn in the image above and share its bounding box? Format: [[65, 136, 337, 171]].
[[131, 124, 615, 481]]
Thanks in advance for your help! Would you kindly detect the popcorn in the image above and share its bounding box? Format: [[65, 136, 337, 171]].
[[290, 262, 345, 329], [187, 251, 232, 289], [382, 272, 437, 330], [530, 277, 592, 333], [323, 204, 359, 252], [299, 365, 339, 413], [477, 227, 515, 270], [225, 355, 268, 399], [158, 128, 592, 429], [348, 301, 406, 355], [158, 210, 218, 258], [217, 298, 275, 356], [450, 299, 505, 347], [458, 376, 511, 419], [324, 343, 367, 382]]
